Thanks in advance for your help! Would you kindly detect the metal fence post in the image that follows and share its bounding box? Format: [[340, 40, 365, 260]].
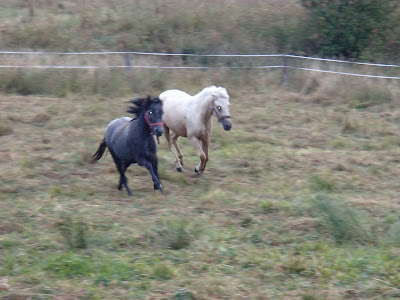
[[124, 53, 132, 75], [281, 55, 289, 85]]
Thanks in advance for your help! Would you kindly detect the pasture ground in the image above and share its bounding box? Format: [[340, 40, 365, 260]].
[[1, 86, 400, 299]]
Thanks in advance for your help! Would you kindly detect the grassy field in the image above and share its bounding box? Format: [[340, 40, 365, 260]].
[[1, 1, 400, 299], [1, 70, 400, 299]]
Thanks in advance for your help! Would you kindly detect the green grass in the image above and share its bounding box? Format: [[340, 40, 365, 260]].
[[0, 78, 400, 299]]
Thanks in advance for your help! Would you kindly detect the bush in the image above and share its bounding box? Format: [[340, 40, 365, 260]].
[[301, 0, 398, 59]]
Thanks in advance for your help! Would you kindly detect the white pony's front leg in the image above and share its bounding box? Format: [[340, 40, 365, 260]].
[[175, 159, 184, 172], [190, 136, 206, 174]]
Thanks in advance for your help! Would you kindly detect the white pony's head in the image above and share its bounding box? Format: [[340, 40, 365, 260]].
[[207, 86, 232, 131]]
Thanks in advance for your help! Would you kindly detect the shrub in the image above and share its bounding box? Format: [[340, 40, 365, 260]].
[[301, 0, 398, 59]]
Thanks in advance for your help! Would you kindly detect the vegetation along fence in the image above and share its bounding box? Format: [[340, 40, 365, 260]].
[[1, 51, 399, 82]]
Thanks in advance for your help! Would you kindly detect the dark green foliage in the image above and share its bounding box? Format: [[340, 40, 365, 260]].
[[301, 0, 398, 59]]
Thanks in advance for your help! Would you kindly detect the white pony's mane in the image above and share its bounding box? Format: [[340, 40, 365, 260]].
[[198, 85, 229, 99]]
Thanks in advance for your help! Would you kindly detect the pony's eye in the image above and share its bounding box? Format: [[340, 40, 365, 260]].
[[217, 106, 222, 110], [148, 111, 152, 115]]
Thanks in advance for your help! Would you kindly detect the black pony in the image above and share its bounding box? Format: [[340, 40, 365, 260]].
[[92, 96, 164, 196]]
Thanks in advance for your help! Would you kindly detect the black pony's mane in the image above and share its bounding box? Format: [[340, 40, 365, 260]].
[[127, 96, 162, 118]]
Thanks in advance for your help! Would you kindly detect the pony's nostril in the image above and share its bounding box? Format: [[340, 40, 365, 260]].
[[224, 124, 232, 131], [155, 127, 164, 136]]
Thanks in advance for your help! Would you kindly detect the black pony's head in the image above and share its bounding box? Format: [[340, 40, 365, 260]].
[[128, 96, 164, 137]]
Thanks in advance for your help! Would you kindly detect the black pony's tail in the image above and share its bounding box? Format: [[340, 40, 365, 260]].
[[92, 138, 107, 163]]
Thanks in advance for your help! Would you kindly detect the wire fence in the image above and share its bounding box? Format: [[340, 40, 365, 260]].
[[0, 51, 399, 80]]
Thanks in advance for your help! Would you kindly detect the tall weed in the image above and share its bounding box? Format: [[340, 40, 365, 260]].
[[310, 174, 336, 192], [312, 194, 371, 244], [56, 214, 88, 250], [157, 218, 194, 250], [381, 222, 400, 247]]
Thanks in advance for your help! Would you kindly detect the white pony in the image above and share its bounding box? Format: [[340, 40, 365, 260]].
[[159, 86, 232, 174]]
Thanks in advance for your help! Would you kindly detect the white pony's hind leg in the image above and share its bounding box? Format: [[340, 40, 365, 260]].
[[171, 132, 184, 168], [165, 128, 184, 172]]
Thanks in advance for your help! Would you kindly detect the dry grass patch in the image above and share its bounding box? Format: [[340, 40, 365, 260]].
[[1, 83, 400, 298]]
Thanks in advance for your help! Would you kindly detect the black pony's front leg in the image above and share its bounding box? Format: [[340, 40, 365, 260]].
[[151, 157, 162, 191], [148, 152, 160, 184], [147, 138, 162, 191], [139, 157, 163, 192]]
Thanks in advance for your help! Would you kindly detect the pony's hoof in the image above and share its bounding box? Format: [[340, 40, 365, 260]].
[[176, 167, 184, 172], [154, 183, 163, 191], [118, 186, 123, 191]]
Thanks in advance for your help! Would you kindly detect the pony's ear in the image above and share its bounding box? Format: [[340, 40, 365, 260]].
[[143, 95, 153, 109], [145, 95, 152, 108]]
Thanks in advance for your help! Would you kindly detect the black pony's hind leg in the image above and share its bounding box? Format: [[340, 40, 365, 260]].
[[119, 173, 132, 196], [111, 154, 133, 196], [119, 166, 133, 196]]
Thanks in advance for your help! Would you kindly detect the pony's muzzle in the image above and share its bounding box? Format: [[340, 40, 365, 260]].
[[221, 118, 232, 131], [153, 125, 164, 137]]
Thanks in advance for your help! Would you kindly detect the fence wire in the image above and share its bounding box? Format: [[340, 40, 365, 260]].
[[0, 51, 399, 79]]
